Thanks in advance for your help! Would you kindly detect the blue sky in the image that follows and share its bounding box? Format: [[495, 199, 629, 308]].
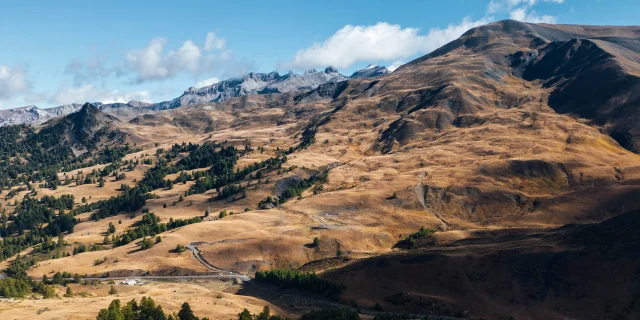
[[0, 0, 637, 109]]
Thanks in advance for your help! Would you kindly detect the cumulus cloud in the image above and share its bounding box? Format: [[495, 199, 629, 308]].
[[50, 85, 152, 105], [510, 7, 557, 23], [287, 18, 490, 69], [125, 32, 229, 83], [171, 40, 202, 73], [487, 0, 563, 23], [205, 32, 226, 51], [0, 65, 32, 99], [196, 77, 220, 88], [125, 37, 172, 82]]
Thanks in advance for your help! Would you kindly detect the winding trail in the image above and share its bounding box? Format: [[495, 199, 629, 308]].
[[186, 240, 252, 281]]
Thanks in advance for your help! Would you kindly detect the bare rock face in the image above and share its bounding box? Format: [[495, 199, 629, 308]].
[[0, 105, 56, 126], [349, 64, 390, 79], [274, 176, 303, 198]]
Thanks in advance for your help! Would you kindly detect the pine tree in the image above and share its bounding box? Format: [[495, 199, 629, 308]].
[[177, 302, 197, 320], [64, 286, 73, 297], [238, 309, 253, 320]]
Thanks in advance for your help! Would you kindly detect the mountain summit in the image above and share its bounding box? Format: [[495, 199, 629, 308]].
[[349, 64, 389, 78], [57, 103, 119, 144]]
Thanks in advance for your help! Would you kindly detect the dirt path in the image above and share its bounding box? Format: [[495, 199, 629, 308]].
[[186, 241, 251, 281]]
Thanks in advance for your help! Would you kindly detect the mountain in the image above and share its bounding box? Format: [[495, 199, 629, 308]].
[[40, 102, 121, 149], [349, 64, 389, 78], [63, 103, 118, 141], [261, 19, 640, 228], [0, 65, 388, 127], [0, 101, 146, 127], [150, 67, 348, 110], [395, 20, 640, 151], [0, 105, 53, 126]]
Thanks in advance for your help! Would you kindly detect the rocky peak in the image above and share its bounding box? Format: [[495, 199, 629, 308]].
[[349, 64, 389, 78], [324, 66, 339, 74], [184, 87, 198, 95]]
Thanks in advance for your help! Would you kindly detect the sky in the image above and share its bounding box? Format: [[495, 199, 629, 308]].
[[0, 0, 637, 109]]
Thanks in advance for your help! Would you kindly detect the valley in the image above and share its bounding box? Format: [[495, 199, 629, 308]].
[[0, 19, 639, 320]]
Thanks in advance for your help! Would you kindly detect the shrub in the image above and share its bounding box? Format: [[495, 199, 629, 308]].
[[395, 226, 436, 249], [139, 237, 154, 250], [108, 285, 117, 295], [174, 244, 186, 253]]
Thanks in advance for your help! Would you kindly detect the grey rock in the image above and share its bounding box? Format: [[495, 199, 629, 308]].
[[349, 64, 389, 79]]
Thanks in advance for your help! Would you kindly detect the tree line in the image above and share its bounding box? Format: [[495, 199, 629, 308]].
[[255, 269, 344, 299], [96, 296, 208, 320], [110, 211, 202, 248]]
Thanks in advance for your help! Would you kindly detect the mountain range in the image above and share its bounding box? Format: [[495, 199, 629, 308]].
[[0, 65, 389, 127]]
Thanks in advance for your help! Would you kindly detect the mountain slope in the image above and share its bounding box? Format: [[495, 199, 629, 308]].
[[250, 19, 640, 228], [396, 19, 640, 151], [523, 38, 640, 151]]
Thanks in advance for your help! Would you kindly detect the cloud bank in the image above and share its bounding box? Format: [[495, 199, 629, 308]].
[[286, 18, 490, 70], [50, 84, 153, 105]]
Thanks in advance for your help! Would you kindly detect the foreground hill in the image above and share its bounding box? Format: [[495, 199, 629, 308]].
[[324, 210, 640, 319]]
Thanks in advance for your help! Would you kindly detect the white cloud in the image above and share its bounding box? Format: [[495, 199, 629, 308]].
[[126, 33, 229, 83], [387, 61, 405, 72], [487, 0, 564, 13], [196, 77, 220, 88], [510, 7, 557, 23], [487, 0, 563, 23], [205, 32, 226, 51], [171, 40, 201, 73], [0, 65, 32, 99], [287, 18, 490, 70], [126, 37, 171, 82], [51, 85, 152, 105]]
